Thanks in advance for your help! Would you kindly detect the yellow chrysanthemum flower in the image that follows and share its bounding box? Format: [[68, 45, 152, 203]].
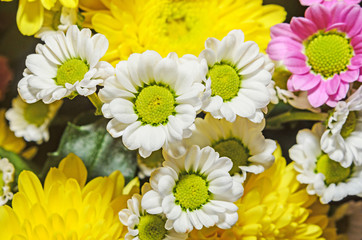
[[0, 153, 139, 240], [189, 147, 338, 240], [0, 109, 25, 155], [81, 0, 286, 65], [15, 0, 78, 35]]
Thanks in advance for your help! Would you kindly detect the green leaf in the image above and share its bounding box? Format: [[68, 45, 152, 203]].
[[42, 115, 137, 183]]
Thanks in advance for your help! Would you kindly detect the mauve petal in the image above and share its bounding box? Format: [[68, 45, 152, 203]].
[[340, 69, 359, 82], [326, 98, 338, 107], [305, 5, 331, 29], [267, 37, 303, 61], [307, 81, 329, 107], [331, 3, 351, 23], [270, 23, 300, 41], [291, 73, 320, 91], [284, 54, 311, 75], [344, 6, 362, 37], [350, 55, 362, 69], [326, 22, 347, 32], [335, 81, 349, 99], [290, 17, 319, 40], [351, 35, 362, 53], [300, 0, 322, 6], [326, 74, 340, 95], [287, 77, 296, 91]]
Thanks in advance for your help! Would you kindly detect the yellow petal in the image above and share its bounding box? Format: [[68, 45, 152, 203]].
[[18, 170, 45, 205], [0, 205, 20, 240], [108, 170, 125, 199], [122, 177, 139, 195], [16, 0, 44, 36], [59, 0, 78, 8], [40, 0, 56, 10], [58, 153, 87, 188]]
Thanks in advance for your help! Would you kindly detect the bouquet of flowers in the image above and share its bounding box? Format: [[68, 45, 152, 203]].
[[0, 0, 361, 239]]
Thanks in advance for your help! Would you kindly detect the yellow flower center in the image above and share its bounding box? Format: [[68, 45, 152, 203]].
[[212, 138, 249, 175], [137, 149, 164, 169], [305, 32, 353, 78], [134, 85, 176, 126], [56, 58, 89, 86], [24, 101, 49, 126], [316, 154, 352, 185], [137, 214, 167, 240], [340, 111, 358, 138], [174, 173, 210, 211], [209, 63, 241, 102]]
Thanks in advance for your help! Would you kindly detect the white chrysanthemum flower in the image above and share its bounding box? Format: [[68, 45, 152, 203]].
[[289, 123, 362, 204], [5, 96, 62, 144], [18, 25, 114, 104], [119, 184, 187, 240], [137, 150, 165, 179], [199, 30, 272, 123], [321, 86, 362, 167], [141, 145, 243, 233], [0, 158, 15, 206], [178, 114, 276, 179], [36, 3, 81, 39], [99, 50, 205, 158]]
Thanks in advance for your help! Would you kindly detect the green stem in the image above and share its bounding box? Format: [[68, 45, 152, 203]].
[[266, 111, 328, 130], [88, 93, 103, 116]]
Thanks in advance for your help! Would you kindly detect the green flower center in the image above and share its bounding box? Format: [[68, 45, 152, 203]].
[[316, 154, 352, 185], [212, 138, 249, 175], [56, 58, 89, 86], [137, 214, 167, 240], [273, 68, 292, 90], [134, 85, 176, 126], [174, 173, 210, 211], [340, 111, 358, 138], [305, 32, 353, 78], [137, 149, 164, 169], [24, 101, 49, 126], [209, 63, 241, 102]]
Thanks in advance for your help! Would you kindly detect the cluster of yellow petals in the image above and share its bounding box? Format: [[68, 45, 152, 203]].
[[79, 0, 286, 65], [189, 147, 338, 240], [0, 153, 139, 240], [13, 0, 78, 35]]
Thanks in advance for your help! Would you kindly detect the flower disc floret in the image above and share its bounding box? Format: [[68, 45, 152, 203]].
[[56, 58, 89, 86], [316, 154, 352, 185], [23, 100, 49, 126], [305, 32, 353, 78], [209, 63, 241, 101], [134, 85, 176, 126], [138, 214, 167, 240], [212, 138, 249, 175], [174, 174, 210, 211]]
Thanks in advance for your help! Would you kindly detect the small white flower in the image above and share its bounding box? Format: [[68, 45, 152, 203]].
[[199, 30, 272, 123], [6, 96, 62, 144], [0, 158, 15, 206], [119, 185, 187, 240], [178, 114, 276, 179], [36, 3, 80, 39], [141, 145, 243, 233], [289, 123, 362, 204], [18, 25, 113, 104], [321, 86, 362, 167], [99, 51, 205, 158]]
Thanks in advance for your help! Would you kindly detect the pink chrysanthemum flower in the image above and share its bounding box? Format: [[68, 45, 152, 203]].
[[267, 3, 362, 107], [300, 0, 361, 7]]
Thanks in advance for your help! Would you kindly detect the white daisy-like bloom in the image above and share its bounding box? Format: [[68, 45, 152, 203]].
[[141, 145, 243, 233], [321, 86, 362, 167], [178, 114, 276, 179], [0, 158, 15, 206], [199, 29, 272, 123], [137, 150, 165, 179], [18, 25, 114, 104], [5, 96, 62, 144], [99, 50, 205, 158], [36, 3, 80, 39], [119, 184, 188, 240], [289, 123, 362, 204]]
